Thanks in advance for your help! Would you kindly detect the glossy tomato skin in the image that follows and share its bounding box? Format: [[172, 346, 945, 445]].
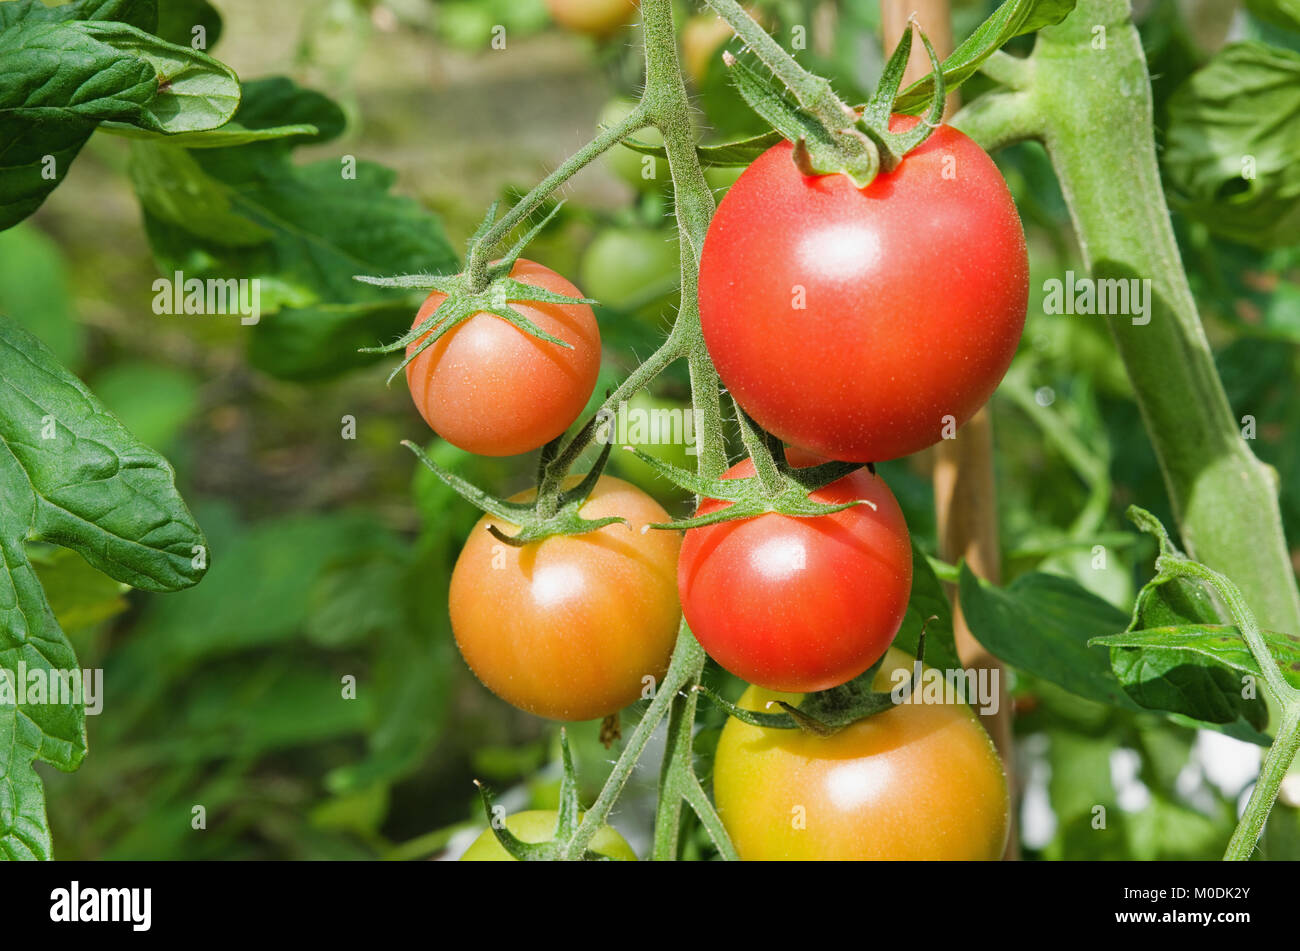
[[678, 456, 911, 692], [450, 475, 681, 721], [405, 258, 600, 457], [459, 810, 636, 861], [698, 120, 1028, 462], [713, 649, 1009, 860]]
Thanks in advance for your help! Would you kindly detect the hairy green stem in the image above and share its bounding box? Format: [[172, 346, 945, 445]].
[[1226, 709, 1300, 860], [559, 0, 732, 862], [464, 106, 650, 289], [955, 0, 1300, 860], [703, 0, 848, 129], [1025, 0, 1300, 638]]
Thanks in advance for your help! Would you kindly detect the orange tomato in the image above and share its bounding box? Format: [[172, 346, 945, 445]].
[[450, 475, 681, 721], [405, 259, 600, 457]]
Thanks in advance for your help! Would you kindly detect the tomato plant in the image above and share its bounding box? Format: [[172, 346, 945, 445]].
[[712, 649, 1010, 861], [698, 121, 1029, 462], [678, 454, 912, 692], [449, 475, 681, 722], [8, 0, 1300, 876], [405, 258, 601, 457]]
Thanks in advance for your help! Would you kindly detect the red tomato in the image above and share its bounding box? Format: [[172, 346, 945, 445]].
[[697, 118, 1028, 462], [450, 475, 681, 721], [405, 259, 600, 457], [677, 455, 911, 692], [713, 648, 1009, 860]]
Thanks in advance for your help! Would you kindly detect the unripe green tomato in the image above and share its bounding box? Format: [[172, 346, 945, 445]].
[[580, 226, 679, 314], [600, 98, 669, 191], [606, 392, 696, 493], [459, 810, 637, 860]]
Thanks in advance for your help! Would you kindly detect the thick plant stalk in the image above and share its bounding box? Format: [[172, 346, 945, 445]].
[[1020, 0, 1300, 637], [881, 0, 1018, 859]]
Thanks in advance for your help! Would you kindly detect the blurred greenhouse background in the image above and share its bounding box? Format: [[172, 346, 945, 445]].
[[6, 0, 1300, 859]]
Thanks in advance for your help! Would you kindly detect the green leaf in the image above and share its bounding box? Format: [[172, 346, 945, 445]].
[[1163, 42, 1300, 249], [1247, 0, 1300, 33], [893, 0, 1077, 114], [0, 315, 204, 859], [1098, 627, 1269, 729], [1093, 623, 1300, 691], [0, 3, 240, 228], [620, 131, 783, 169], [129, 77, 459, 380], [893, 541, 960, 673], [84, 20, 239, 134], [958, 565, 1143, 710], [155, 0, 221, 49]]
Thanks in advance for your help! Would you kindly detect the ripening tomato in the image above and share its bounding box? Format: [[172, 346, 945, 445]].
[[450, 475, 681, 721], [459, 810, 637, 861], [405, 259, 600, 457], [713, 648, 1009, 860], [677, 454, 911, 692], [697, 119, 1028, 462], [546, 0, 638, 37]]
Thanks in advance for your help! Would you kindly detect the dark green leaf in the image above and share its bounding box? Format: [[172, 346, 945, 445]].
[[1163, 42, 1300, 249], [0, 315, 204, 859], [893, 541, 960, 672], [958, 565, 1142, 710]]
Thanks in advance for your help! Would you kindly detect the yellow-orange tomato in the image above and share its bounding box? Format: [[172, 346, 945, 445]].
[[450, 475, 681, 721], [459, 811, 636, 861], [405, 259, 600, 457], [545, 0, 638, 37], [713, 649, 1009, 860]]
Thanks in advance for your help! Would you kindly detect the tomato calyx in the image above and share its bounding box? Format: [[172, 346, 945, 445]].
[[355, 203, 595, 384], [473, 730, 617, 861], [721, 16, 946, 188], [630, 400, 876, 530], [698, 623, 931, 736], [404, 423, 625, 547]]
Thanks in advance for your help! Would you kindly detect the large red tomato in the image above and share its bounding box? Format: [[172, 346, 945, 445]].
[[713, 648, 1010, 860], [450, 475, 681, 721], [697, 118, 1028, 462], [677, 455, 911, 692], [405, 259, 600, 457]]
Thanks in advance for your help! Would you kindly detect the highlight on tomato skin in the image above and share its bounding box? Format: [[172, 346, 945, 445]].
[[677, 455, 913, 693], [697, 119, 1030, 464], [449, 475, 681, 722], [712, 648, 1010, 861], [404, 258, 601, 458]]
